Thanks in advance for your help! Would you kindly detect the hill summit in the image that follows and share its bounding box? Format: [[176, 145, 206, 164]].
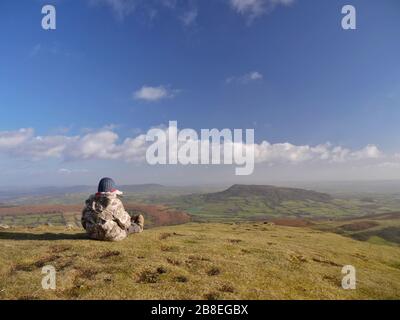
[[204, 184, 332, 206], [171, 184, 337, 221]]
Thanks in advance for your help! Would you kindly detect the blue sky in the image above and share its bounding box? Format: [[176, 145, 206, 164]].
[[0, 0, 400, 185]]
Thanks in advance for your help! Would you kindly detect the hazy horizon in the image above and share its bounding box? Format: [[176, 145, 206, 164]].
[[3, 179, 400, 191]]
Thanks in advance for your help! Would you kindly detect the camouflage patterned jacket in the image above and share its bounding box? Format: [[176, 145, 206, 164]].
[[81, 193, 131, 241]]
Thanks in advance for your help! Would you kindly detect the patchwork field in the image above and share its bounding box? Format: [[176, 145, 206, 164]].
[[314, 212, 400, 246], [0, 204, 191, 229]]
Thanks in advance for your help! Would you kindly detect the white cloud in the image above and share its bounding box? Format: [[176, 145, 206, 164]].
[[248, 71, 263, 81], [66, 131, 120, 160], [230, 0, 265, 17], [226, 71, 263, 84], [58, 168, 73, 174], [230, 0, 295, 20], [134, 85, 178, 102], [89, 0, 196, 26], [89, 0, 293, 26], [89, 0, 136, 20], [58, 168, 89, 174], [57, 168, 89, 175], [0, 128, 33, 148], [0, 128, 146, 162], [0, 126, 387, 171], [252, 142, 382, 164]]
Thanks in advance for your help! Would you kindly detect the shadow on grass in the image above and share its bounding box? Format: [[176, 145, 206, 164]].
[[0, 231, 88, 241]]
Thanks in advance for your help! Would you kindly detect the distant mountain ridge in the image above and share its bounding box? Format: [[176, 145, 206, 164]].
[[202, 184, 332, 207], [168, 184, 348, 220], [0, 184, 167, 202]]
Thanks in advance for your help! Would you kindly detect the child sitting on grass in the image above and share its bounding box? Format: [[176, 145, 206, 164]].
[[81, 177, 144, 241]]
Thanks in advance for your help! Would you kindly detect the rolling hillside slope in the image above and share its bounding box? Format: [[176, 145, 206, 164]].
[[0, 222, 399, 299]]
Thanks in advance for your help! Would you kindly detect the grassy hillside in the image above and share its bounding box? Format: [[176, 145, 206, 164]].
[[1, 222, 399, 300]]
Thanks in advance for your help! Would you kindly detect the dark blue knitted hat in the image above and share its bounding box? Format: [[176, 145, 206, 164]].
[[98, 177, 116, 193]]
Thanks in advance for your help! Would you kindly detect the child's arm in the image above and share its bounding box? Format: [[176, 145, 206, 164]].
[[113, 201, 132, 230]]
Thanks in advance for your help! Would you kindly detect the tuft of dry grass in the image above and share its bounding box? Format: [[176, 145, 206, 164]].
[[207, 267, 221, 276], [219, 284, 235, 293], [166, 257, 182, 266], [204, 292, 220, 300], [99, 251, 121, 259], [159, 233, 173, 240], [137, 270, 160, 284], [174, 276, 188, 283], [156, 266, 168, 274]]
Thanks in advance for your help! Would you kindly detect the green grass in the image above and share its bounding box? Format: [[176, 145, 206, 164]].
[[1, 222, 400, 300], [366, 236, 392, 246]]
